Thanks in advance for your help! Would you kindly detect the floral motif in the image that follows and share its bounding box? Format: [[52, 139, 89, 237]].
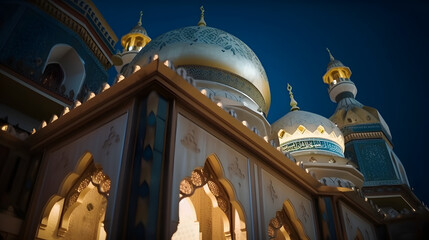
[[102, 126, 120, 156], [268, 180, 278, 203], [180, 129, 200, 153]]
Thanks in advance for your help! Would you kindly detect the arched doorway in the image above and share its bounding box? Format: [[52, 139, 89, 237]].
[[41, 63, 64, 92], [172, 155, 246, 240], [37, 152, 111, 240], [268, 200, 309, 240]]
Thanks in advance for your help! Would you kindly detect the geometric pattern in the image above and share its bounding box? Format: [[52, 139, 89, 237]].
[[127, 92, 169, 239]]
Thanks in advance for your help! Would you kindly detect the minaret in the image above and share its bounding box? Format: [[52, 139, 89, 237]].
[[322, 49, 410, 191], [113, 11, 151, 74], [322, 48, 357, 104]]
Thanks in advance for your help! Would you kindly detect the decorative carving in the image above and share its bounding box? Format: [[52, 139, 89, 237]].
[[102, 126, 120, 156], [33, 0, 113, 68], [268, 180, 278, 203], [228, 157, 245, 187], [64, 166, 111, 214], [179, 177, 194, 196], [180, 129, 200, 153], [344, 131, 384, 143], [300, 202, 309, 223], [268, 208, 300, 239], [280, 138, 343, 157], [179, 162, 231, 215], [139, 26, 266, 79]]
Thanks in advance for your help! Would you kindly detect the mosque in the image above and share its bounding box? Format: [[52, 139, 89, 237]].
[[0, 1, 428, 239]]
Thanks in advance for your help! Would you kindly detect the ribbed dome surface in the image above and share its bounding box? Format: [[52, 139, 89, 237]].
[[129, 25, 148, 36]]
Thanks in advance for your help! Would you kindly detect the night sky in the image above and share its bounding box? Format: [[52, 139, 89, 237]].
[[93, 0, 429, 205]]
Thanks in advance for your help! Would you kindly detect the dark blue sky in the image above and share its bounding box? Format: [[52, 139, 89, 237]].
[[94, 0, 429, 204]]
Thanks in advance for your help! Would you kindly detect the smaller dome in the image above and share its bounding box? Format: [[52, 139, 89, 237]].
[[327, 59, 345, 71], [129, 25, 148, 36], [272, 110, 344, 157]]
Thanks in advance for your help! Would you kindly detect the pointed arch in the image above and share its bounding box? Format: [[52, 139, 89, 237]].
[[172, 154, 247, 240], [37, 152, 111, 240], [268, 200, 309, 240]]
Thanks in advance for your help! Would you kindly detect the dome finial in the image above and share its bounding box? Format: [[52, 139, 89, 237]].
[[138, 11, 143, 26], [198, 6, 207, 27], [287, 83, 300, 111], [326, 48, 335, 61]]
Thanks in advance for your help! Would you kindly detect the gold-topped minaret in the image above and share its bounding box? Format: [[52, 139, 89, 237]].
[[120, 11, 151, 53], [287, 83, 300, 111], [322, 48, 352, 85], [113, 11, 151, 73], [198, 6, 207, 26], [322, 48, 357, 103]]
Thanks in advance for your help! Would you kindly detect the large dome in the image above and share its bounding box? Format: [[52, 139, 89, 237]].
[[127, 25, 271, 114], [272, 110, 345, 157]]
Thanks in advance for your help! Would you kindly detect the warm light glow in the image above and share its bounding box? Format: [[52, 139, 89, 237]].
[[74, 101, 81, 108], [87, 92, 96, 101], [50, 114, 58, 123], [1, 125, 8, 131], [163, 60, 170, 67], [62, 107, 70, 116], [217, 102, 223, 108], [153, 54, 159, 60], [133, 65, 141, 73], [98, 222, 107, 240], [117, 74, 125, 82], [201, 89, 207, 96], [242, 120, 248, 127]]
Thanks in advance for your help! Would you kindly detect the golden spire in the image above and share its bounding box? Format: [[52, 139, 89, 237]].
[[287, 83, 300, 111], [138, 11, 143, 26], [198, 6, 207, 27], [326, 48, 334, 61]]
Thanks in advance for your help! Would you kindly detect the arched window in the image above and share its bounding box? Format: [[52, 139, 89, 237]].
[[332, 71, 340, 81], [41, 63, 64, 92], [135, 36, 143, 48], [172, 155, 247, 240], [44, 44, 85, 99], [37, 153, 110, 240], [268, 200, 309, 240]]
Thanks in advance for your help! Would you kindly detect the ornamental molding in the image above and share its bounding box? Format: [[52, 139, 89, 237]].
[[344, 131, 384, 143], [34, 0, 112, 68], [64, 165, 111, 215]]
